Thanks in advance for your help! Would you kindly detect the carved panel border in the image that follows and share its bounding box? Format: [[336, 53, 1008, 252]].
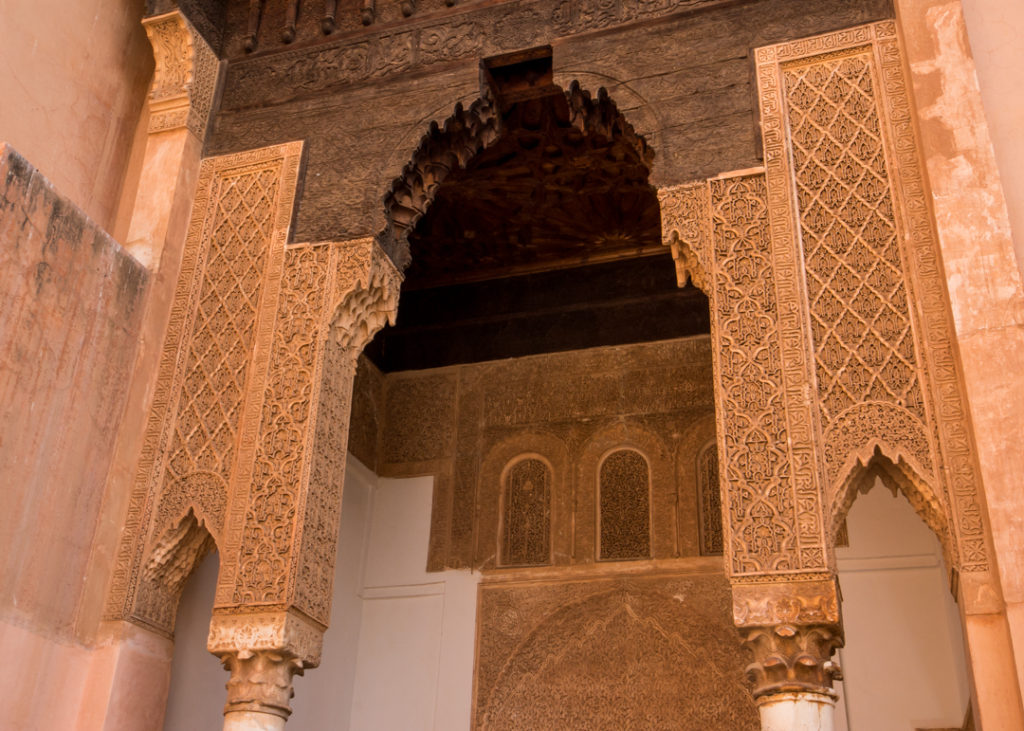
[[755, 21, 990, 575], [707, 171, 827, 578]]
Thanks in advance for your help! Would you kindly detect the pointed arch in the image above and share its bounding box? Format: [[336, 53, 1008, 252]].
[[136, 508, 217, 632], [829, 445, 955, 571], [379, 74, 655, 271]]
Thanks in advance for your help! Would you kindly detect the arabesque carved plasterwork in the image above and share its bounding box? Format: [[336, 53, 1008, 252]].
[[216, 237, 401, 625], [143, 10, 220, 137], [756, 21, 990, 575], [707, 172, 827, 577], [106, 142, 304, 635], [658, 181, 711, 291]]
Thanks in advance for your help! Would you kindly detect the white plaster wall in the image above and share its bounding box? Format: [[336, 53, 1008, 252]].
[[163, 460, 479, 730], [163, 550, 223, 731], [833, 483, 970, 731]]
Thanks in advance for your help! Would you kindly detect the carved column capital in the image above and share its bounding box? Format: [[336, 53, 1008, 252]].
[[327, 237, 403, 352], [732, 578, 844, 699], [657, 182, 712, 292], [142, 11, 220, 137], [208, 609, 323, 720]]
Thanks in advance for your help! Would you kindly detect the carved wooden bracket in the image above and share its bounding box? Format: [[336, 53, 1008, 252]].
[[142, 10, 220, 137]]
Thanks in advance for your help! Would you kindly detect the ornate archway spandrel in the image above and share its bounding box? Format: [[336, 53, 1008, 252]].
[[754, 20, 993, 581]]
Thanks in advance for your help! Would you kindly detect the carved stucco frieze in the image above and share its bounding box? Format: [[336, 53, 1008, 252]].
[[755, 21, 992, 578], [143, 10, 221, 137], [105, 142, 304, 636]]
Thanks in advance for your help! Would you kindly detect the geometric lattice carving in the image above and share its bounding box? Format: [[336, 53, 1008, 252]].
[[787, 51, 925, 429], [159, 166, 281, 538], [756, 21, 990, 574], [500, 458, 551, 567], [698, 442, 723, 556], [106, 142, 305, 635], [599, 449, 650, 561]]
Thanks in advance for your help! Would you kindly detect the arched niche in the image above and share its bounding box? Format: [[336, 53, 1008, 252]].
[[498, 455, 554, 568], [575, 423, 673, 563], [476, 431, 570, 570], [598, 448, 652, 561], [696, 440, 723, 557]]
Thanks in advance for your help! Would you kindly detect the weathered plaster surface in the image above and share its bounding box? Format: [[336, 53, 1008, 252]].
[[897, 0, 1024, 715], [960, 0, 1024, 280], [0, 145, 151, 726]]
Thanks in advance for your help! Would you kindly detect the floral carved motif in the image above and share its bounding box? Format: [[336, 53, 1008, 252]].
[[217, 237, 401, 626], [599, 449, 651, 561], [658, 181, 711, 291], [708, 173, 826, 576], [500, 457, 552, 567], [756, 22, 990, 575], [143, 11, 221, 137], [105, 142, 304, 636]]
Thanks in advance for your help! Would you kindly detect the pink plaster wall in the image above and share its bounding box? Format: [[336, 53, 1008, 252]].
[[0, 0, 153, 238], [0, 145, 149, 646]]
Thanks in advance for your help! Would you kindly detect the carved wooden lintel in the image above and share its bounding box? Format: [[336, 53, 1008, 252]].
[[142, 10, 220, 137], [732, 578, 843, 699]]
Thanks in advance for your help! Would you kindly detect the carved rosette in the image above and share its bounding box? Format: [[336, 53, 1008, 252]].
[[733, 579, 843, 699], [142, 11, 220, 137]]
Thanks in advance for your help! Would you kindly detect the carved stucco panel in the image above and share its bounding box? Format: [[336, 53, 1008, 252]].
[[106, 142, 304, 635], [707, 172, 828, 577], [755, 21, 990, 575], [216, 237, 401, 624], [143, 10, 221, 137]]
